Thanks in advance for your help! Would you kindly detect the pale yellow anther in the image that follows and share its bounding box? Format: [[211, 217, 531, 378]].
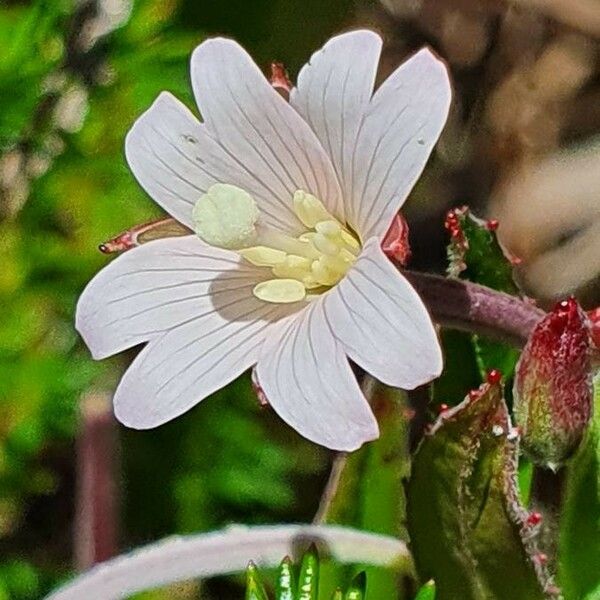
[[315, 220, 342, 237], [272, 255, 312, 280], [239, 246, 286, 267], [193, 184, 259, 249], [338, 248, 357, 264], [253, 279, 306, 303], [292, 190, 333, 228], [312, 232, 339, 257], [341, 230, 360, 252], [311, 256, 345, 286]]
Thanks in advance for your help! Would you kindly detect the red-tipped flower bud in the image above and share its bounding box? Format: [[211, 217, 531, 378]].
[[513, 297, 593, 470]]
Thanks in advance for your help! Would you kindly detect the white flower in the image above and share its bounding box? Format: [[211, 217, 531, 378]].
[[76, 30, 451, 451]]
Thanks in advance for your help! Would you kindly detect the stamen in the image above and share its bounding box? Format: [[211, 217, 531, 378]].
[[239, 246, 287, 267], [312, 255, 346, 286], [253, 279, 306, 303], [194, 185, 363, 304], [272, 255, 312, 280], [257, 229, 320, 260], [293, 190, 332, 228], [193, 184, 259, 249], [312, 232, 340, 256], [314, 220, 342, 237], [341, 230, 360, 253]]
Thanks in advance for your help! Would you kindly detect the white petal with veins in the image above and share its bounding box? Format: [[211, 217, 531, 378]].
[[113, 294, 294, 429], [256, 298, 379, 451], [191, 38, 344, 226], [324, 238, 443, 389], [348, 48, 451, 239], [76, 236, 269, 359], [126, 92, 309, 234], [290, 30, 382, 213]]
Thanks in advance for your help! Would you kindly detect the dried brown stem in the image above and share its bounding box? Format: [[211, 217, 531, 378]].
[[74, 392, 119, 570], [404, 271, 545, 348]]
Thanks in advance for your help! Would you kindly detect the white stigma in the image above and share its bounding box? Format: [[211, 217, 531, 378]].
[[193, 183, 259, 249]]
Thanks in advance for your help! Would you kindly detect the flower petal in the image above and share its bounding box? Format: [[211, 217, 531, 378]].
[[126, 92, 305, 232], [75, 236, 270, 359], [113, 293, 290, 429], [190, 38, 344, 225], [255, 300, 379, 451], [323, 238, 443, 389], [290, 30, 382, 203], [347, 48, 451, 240]]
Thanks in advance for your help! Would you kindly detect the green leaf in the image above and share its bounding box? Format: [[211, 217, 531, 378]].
[[432, 330, 481, 407], [446, 207, 518, 295], [276, 556, 295, 600], [414, 580, 436, 600], [297, 545, 319, 600], [246, 561, 269, 600], [344, 572, 367, 600], [559, 375, 600, 599], [407, 380, 555, 600], [446, 207, 521, 382]]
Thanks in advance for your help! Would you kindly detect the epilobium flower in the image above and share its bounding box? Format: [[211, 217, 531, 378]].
[[76, 31, 450, 450], [514, 297, 593, 469]]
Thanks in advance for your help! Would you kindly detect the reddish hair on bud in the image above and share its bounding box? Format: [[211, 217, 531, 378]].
[[486, 219, 499, 231], [486, 369, 502, 385]]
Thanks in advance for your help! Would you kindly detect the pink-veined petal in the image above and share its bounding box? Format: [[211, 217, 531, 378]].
[[113, 294, 293, 429], [323, 238, 442, 389], [348, 49, 451, 240], [190, 38, 344, 225], [75, 236, 271, 360], [255, 300, 379, 451], [126, 92, 303, 233], [290, 30, 382, 202]]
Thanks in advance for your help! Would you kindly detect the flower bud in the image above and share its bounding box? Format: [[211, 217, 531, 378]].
[[382, 212, 411, 266], [513, 297, 593, 470]]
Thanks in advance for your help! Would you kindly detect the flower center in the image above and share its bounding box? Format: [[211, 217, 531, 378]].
[[193, 184, 361, 303]]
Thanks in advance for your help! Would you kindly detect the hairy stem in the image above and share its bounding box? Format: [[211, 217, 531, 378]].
[[404, 271, 545, 348]]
